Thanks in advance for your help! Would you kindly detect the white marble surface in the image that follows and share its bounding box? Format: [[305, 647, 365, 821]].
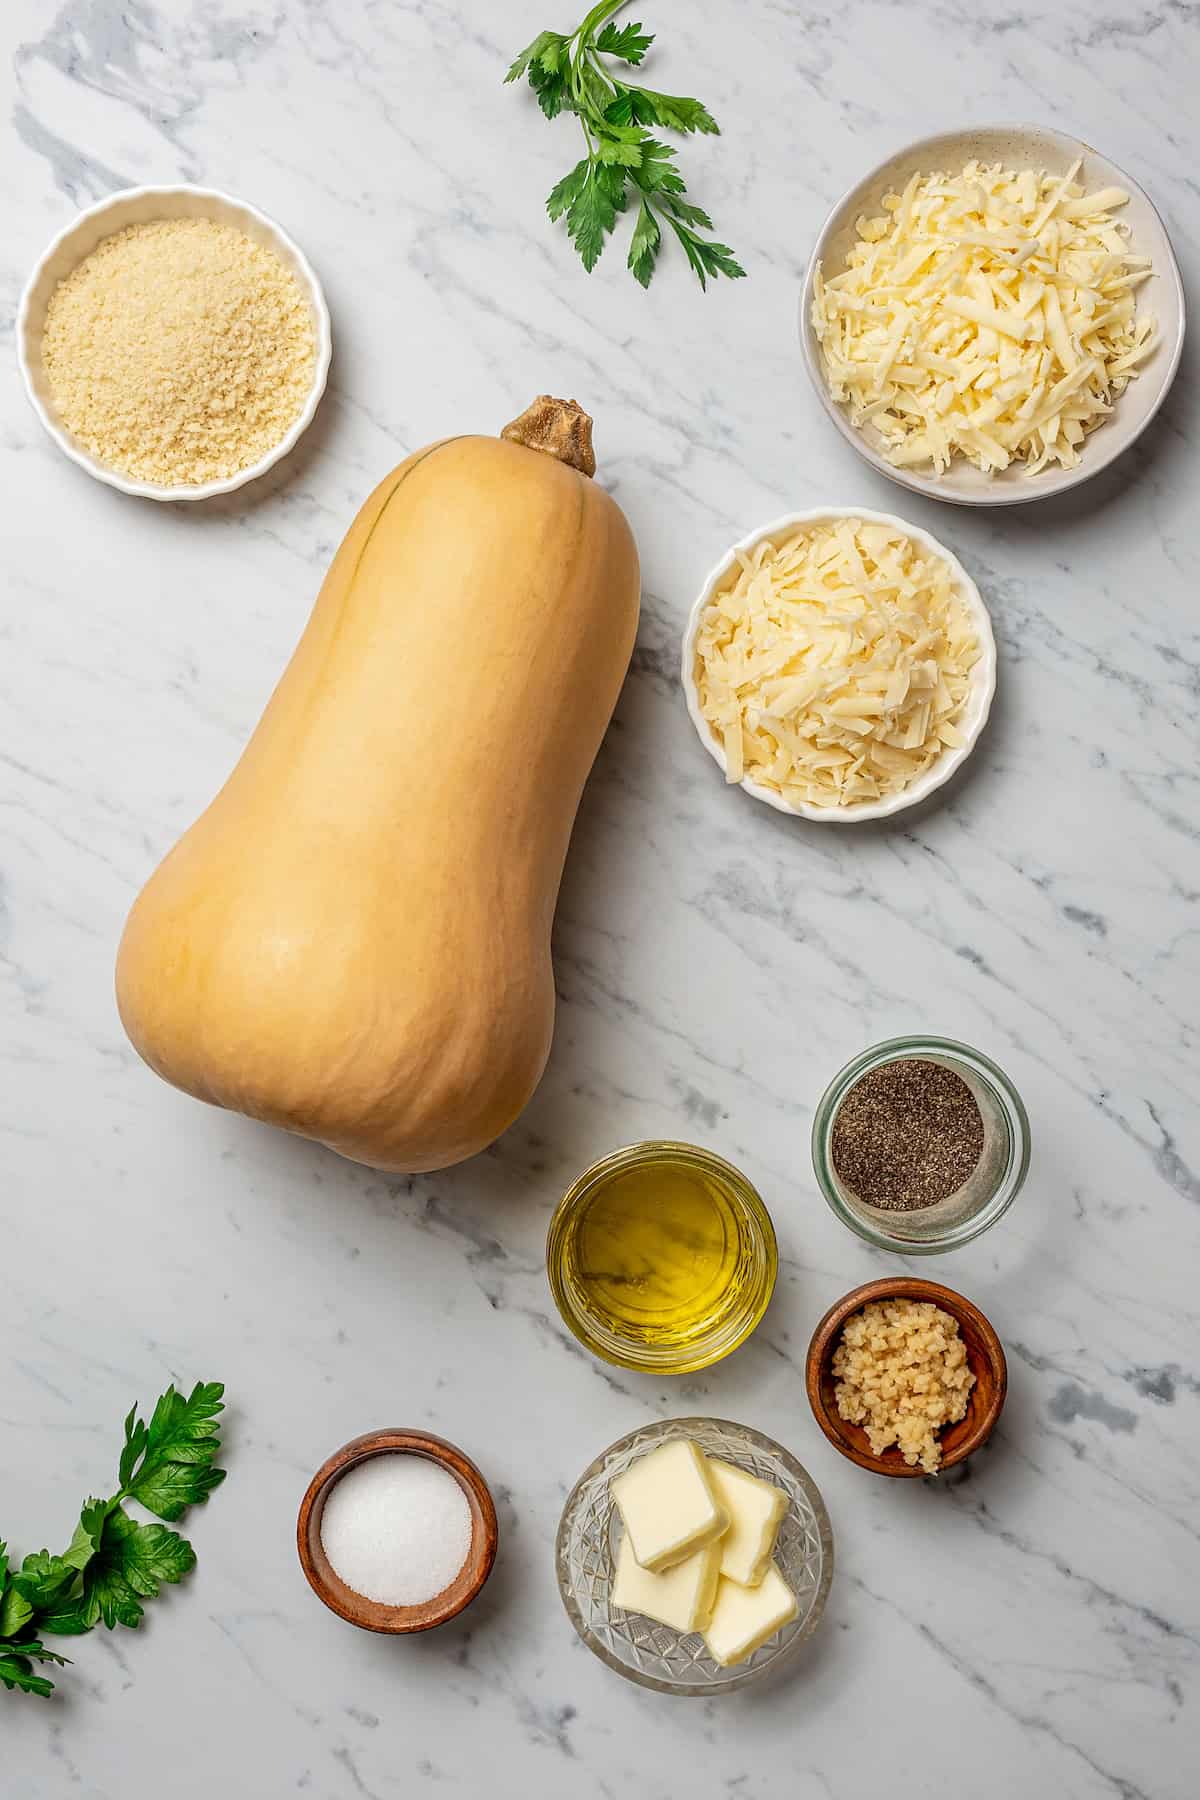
[[3, 1, 1198, 1795]]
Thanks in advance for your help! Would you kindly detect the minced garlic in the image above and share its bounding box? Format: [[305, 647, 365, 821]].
[[41, 217, 316, 487], [811, 160, 1157, 476], [694, 517, 979, 810], [833, 1299, 975, 1474]]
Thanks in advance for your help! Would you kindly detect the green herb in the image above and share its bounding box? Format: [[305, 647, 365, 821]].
[[506, 0, 744, 289], [0, 1380, 225, 1698]]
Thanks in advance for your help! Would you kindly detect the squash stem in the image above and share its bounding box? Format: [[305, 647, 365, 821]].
[[501, 397, 597, 478]]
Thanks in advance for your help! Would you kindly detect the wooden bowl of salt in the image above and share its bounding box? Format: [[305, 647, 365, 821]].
[[297, 1428, 498, 1632]]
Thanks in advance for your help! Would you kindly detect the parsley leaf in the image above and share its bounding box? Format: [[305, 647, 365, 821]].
[[2, 1379, 226, 1698], [547, 158, 591, 222], [593, 122, 646, 169], [566, 165, 622, 272], [129, 1459, 225, 1520], [121, 1381, 226, 1521], [504, 29, 567, 84], [66, 1497, 114, 1566], [631, 138, 686, 197], [627, 198, 661, 287], [10, 1550, 80, 1613], [507, 2, 743, 289], [595, 19, 653, 63], [0, 1643, 70, 1698], [528, 58, 573, 121], [0, 1582, 33, 1640], [661, 193, 714, 231], [71, 1511, 195, 1632], [661, 214, 746, 289], [624, 86, 718, 136]]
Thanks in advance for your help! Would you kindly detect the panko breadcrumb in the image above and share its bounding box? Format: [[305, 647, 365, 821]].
[[833, 1298, 975, 1473], [41, 217, 315, 487]]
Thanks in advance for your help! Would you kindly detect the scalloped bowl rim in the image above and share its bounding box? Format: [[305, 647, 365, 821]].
[[681, 507, 997, 823], [17, 184, 332, 502], [798, 124, 1187, 508]]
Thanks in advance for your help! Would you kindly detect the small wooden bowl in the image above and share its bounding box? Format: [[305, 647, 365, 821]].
[[297, 1429, 498, 1631], [805, 1278, 1007, 1478]]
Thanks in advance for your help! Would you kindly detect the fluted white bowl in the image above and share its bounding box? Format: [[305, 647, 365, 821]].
[[17, 184, 332, 501], [682, 508, 997, 824]]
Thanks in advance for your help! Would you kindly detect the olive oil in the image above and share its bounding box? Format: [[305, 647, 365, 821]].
[[548, 1144, 777, 1373]]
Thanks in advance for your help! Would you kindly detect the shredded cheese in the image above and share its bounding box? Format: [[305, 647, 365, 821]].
[[694, 519, 979, 811], [811, 161, 1157, 476]]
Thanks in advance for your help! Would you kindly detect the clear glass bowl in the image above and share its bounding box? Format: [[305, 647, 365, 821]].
[[556, 1416, 834, 1695], [812, 1035, 1030, 1253], [546, 1142, 777, 1374]]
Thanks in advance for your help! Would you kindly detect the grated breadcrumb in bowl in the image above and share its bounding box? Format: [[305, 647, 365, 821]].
[[18, 185, 331, 502]]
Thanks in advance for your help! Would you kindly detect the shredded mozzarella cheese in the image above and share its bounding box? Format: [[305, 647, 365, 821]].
[[811, 160, 1157, 476], [694, 519, 980, 810]]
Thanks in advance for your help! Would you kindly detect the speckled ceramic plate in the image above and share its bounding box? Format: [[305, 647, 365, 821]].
[[556, 1417, 834, 1695]]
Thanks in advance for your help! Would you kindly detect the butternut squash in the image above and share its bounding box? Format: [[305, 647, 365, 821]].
[[116, 397, 640, 1172]]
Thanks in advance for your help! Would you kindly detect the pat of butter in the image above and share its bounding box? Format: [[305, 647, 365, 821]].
[[703, 1565, 798, 1668], [611, 1532, 722, 1635], [610, 1438, 727, 1571], [705, 1458, 788, 1588]]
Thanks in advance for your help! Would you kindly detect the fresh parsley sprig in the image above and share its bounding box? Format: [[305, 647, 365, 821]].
[[506, 0, 744, 289], [0, 1380, 226, 1698]]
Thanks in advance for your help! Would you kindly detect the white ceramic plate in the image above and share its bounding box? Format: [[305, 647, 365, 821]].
[[799, 125, 1186, 508], [681, 508, 997, 824], [17, 185, 332, 502]]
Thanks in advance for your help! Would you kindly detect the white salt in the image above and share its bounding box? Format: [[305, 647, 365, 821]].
[[320, 1453, 473, 1606]]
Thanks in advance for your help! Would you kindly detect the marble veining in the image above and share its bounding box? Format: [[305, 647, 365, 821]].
[[2, 1, 1198, 1796]]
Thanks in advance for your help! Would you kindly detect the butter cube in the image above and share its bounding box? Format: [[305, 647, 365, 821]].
[[705, 1458, 788, 1588], [703, 1565, 798, 1667], [611, 1532, 722, 1635], [610, 1438, 727, 1571]]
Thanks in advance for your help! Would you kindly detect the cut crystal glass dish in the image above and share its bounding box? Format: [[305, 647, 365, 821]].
[[556, 1416, 834, 1694]]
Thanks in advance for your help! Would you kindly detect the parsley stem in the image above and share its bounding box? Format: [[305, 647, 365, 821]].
[[585, 49, 619, 100], [575, 0, 629, 44], [509, 2, 742, 288]]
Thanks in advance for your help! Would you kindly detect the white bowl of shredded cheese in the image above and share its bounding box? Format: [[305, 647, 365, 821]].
[[682, 509, 996, 823], [801, 126, 1185, 506], [18, 185, 332, 501]]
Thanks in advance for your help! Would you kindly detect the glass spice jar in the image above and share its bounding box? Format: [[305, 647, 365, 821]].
[[811, 1036, 1030, 1253]]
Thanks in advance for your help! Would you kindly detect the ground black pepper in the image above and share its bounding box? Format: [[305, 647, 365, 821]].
[[830, 1057, 984, 1211]]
